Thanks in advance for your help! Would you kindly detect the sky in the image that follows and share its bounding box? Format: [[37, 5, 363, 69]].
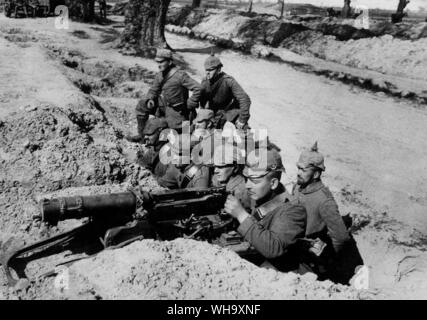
[[254, 0, 427, 11]]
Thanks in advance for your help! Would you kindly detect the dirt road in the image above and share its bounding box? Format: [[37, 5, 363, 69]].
[[166, 33, 427, 233]]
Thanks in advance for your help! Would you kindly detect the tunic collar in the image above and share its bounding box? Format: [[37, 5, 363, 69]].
[[298, 180, 324, 195]]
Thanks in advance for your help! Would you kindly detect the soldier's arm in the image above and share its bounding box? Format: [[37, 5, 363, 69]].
[[227, 77, 251, 125], [237, 204, 306, 259], [198, 81, 208, 108], [147, 73, 162, 100], [181, 72, 202, 109], [157, 165, 179, 189], [319, 198, 351, 253]]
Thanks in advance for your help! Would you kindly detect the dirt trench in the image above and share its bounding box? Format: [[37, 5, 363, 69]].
[[0, 25, 166, 299], [1, 17, 427, 300]]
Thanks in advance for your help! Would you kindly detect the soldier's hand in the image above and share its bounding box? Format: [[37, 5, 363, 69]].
[[224, 195, 249, 223]]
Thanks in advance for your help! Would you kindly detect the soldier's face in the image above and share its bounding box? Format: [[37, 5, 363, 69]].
[[297, 165, 316, 186], [205, 67, 220, 80], [245, 172, 274, 203], [214, 165, 234, 185], [144, 131, 161, 146], [157, 59, 171, 72]]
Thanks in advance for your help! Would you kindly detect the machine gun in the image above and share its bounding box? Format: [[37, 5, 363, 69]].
[[1, 187, 257, 287]]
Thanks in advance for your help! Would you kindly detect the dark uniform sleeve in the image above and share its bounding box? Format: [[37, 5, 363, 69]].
[[237, 204, 306, 259], [157, 164, 179, 189], [147, 73, 163, 101], [318, 198, 351, 253], [181, 72, 202, 109], [199, 80, 209, 108], [227, 77, 251, 124]]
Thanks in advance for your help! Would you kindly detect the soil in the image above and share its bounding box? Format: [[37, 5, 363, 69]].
[[1, 10, 427, 300]]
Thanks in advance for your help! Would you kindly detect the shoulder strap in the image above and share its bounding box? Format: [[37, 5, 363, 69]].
[[180, 164, 202, 188], [255, 192, 290, 219]]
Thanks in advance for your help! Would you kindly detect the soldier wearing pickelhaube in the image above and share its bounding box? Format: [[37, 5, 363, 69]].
[[157, 134, 211, 189], [126, 49, 201, 142], [211, 141, 251, 210], [137, 117, 169, 177], [191, 108, 216, 144], [199, 53, 251, 130], [293, 142, 364, 284], [223, 147, 307, 272]]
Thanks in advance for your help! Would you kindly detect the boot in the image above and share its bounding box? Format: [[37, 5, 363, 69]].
[[125, 116, 146, 143]]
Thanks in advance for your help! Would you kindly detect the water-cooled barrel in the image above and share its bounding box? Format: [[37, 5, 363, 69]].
[[40, 192, 137, 225]]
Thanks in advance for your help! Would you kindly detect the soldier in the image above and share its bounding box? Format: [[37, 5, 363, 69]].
[[191, 109, 215, 143], [293, 142, 364, 284], [136, 117, 169, 177], [157, 134, 211, 189], [199, 54, 251, 130], [223, 148, 307, 272], [211, 142, 251, 210], [126, 49, 201, 142]]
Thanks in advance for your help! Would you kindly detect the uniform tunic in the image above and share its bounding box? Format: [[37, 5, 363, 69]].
[[137, 66, 201, 129], [237, 185, 307, 271], [157, 163, 211, 189], [200, 72, 251, 127]]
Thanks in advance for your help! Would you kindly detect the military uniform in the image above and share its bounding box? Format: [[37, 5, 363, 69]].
[[294, 181, 350, 251], [229, 148, 307, 272], [157, 133, 211, 189], [137, 118, 169, 177], [238, 184, 306, 272], [158, 163, 211, 189], [137, 65, 201, 130], [293, 143, 363, 284], [131, 50, 201, 141], [200, 55, 251, 129]]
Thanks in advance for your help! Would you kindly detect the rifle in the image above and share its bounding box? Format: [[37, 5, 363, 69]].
[[1, 187, 258, 287]]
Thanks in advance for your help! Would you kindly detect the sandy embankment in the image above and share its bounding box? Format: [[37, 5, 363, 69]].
[[165, 6, 427, 103]]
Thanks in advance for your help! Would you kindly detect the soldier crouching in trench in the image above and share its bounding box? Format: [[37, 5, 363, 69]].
[[210, 141, 252, 211], [157, 134, 211, 189], [291, 142, 364, 285], [136, 117, 169, 177], [222, 147, 307, 272]]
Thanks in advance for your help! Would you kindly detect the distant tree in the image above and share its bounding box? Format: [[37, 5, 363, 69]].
[[65, 0, 95, 22], [342, 0, 351, 18], [392, 0, 410, 23], [248, 0, 253, 13], [192, 0, 202, 8], [279, 0, 285, 19], [119, 0, 171, 57]]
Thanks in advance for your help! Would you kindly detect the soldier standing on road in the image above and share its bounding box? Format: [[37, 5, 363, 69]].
[[292, 142, 364, 284], [199, 54, 251, 130], [136, 117, 169, 177], [223, 148, 307, 272], [126, 49, 201, 142]]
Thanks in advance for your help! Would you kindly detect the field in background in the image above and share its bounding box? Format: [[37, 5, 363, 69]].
[[170, 0, 426, 22]]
